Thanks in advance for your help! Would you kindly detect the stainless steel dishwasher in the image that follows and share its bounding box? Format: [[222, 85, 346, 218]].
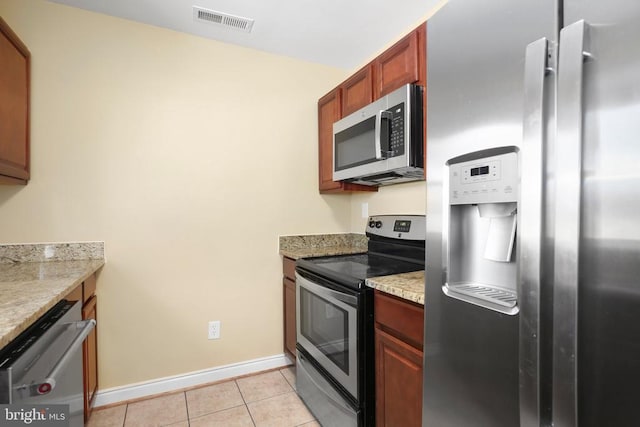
[[0, 300, 95, 426]]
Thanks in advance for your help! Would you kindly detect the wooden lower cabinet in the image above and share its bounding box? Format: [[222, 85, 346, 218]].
[[283, 257, 297, 359], [283, 277, 296, 359], [65, 274, 98, 422], [375, 328, 423, 427], [374, 291, 424, 427], [82, 294, 98, 421]]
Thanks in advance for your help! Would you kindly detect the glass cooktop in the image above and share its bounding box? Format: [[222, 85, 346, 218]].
[[297, 252, 423, 290]]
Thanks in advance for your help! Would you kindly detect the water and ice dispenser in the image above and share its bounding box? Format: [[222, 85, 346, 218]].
[[443, 148, 519, 315]]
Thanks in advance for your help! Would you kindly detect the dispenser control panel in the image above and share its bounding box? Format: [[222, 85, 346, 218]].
[[449, 151, 518, 205], [462, 159, 500, 183]]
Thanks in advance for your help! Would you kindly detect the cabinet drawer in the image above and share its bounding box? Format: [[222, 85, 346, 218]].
[[283, 257, 296, 281], [375, 290, 424, 349]]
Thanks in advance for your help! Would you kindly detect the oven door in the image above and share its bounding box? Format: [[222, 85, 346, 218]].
[[296, 272, 359, 401]]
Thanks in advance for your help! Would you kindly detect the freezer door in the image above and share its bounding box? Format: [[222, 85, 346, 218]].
[[555, 2, 640, 426], [423, 0, 557, 426]]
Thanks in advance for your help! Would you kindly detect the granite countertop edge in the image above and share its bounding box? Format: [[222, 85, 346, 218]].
[[366, 270, 425, 305], [0, 259, 105, 348], [0, 242, 106, 349]]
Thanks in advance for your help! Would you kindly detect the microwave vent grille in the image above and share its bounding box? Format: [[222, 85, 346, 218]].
[[193, 6, 254, 33]]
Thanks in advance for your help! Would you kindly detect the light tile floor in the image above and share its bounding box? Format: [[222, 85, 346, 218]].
[[87, 366, 320, 427]]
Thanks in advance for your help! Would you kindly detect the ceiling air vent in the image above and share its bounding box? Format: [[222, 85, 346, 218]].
[[193, 6, 254, 33]]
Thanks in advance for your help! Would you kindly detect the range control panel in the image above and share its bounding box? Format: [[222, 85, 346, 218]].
[[449, 151, 518, 205], [366, 215, 425, 240]]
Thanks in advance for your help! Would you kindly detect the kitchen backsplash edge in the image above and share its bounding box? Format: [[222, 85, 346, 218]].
[[0, 242, 105, 264]]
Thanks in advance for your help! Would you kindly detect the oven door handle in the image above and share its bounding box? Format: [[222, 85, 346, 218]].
[[14, 319, 96, 397], [296, 273, 358, 306]]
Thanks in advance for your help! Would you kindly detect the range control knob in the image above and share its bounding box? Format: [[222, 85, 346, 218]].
[[368, 220, 376, 228], [375, 221, 383, 229]]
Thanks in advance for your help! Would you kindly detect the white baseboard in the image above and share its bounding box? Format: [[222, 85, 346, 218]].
[[94, 353, 293, 408]]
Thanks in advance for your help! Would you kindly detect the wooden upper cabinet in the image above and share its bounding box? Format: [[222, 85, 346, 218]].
[[341, 66, 373, 117], [318, 89, 377, 193], [0, 17, 30, 184], [316, 22, 425, 193], [374, 27, 422, 99], [318, 89, 343, 193]]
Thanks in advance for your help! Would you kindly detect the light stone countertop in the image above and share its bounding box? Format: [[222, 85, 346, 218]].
[[0, 243, 105, 348], [279, 233, 367, 259], [366, 270, 425, 305]]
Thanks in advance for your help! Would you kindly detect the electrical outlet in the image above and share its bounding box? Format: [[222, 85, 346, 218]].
[[208, 321, 221, 340]]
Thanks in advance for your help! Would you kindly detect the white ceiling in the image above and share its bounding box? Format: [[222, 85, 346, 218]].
[[48, 0, 440, 70]]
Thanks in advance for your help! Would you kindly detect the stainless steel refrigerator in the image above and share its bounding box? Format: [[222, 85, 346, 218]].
[[423, 0, 640, 426]]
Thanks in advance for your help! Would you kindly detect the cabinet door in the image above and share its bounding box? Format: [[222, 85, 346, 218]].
[[318, 89, 344, 193], [341, 66, 373, 117], [0, 17, 29, 184], [283, 277, 297, 359], [374, 29, 420, 99], [375, 327, 423, 427], [82, 295, 98, 422]]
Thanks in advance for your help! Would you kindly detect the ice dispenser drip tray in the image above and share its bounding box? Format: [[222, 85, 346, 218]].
[[445, 283, 517, 310]]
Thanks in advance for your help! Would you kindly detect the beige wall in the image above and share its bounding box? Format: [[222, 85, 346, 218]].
[[349, 181, 426, 231], [0, 0, 435, 393], [0, 0, 352, 389]]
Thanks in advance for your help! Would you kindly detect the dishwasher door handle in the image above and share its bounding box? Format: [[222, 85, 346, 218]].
[[17, 319, 96, 396]]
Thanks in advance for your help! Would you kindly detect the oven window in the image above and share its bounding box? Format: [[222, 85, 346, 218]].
[[299, 287, 350, 375]]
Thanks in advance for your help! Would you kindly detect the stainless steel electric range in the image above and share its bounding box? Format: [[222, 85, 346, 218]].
[[295, 215, 425, 427]]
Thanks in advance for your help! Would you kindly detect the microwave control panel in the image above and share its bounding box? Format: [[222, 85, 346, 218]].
[[387, 102, 405, 156], [449, 151, 518, 205]]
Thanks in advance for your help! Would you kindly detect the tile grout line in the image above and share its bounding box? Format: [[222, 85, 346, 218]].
[[122, 403, 129, 427], [234, 379, 257, 427], [183, 391, 190, 427]]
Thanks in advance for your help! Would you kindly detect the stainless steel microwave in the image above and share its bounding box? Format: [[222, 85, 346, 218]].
[[332, 83, 424, 186]]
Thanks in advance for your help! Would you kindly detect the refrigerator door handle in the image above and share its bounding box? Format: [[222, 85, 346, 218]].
[[519, 36, 549, 427], [553, 19, 590, 427]]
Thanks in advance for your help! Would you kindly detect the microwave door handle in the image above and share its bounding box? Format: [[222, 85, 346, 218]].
[[374, 110, 392, 159]]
